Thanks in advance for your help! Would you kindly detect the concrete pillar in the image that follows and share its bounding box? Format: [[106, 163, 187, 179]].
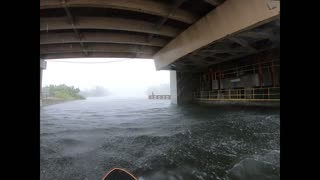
[[40, 59, 47, 106], [170, 71, 178, 104], [170, 70, 200, 105]]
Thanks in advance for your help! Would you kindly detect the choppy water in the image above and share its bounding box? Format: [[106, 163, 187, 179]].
[[40, 97, 280, 180]]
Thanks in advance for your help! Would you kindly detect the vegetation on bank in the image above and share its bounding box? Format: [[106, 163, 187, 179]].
[[42, 84, 85, 100]]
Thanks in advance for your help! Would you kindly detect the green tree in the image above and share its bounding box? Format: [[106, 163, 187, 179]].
[[42, 84, 85, 100]]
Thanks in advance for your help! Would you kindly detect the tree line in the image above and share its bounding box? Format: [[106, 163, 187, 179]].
[[42, 84, 85, 100]]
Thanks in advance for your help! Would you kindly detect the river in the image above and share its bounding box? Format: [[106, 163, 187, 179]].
[[40, 97, 280, 180]]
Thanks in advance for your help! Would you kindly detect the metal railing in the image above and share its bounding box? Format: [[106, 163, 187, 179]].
[[194, 87, 280, 101], [211, 59, 280, 79]]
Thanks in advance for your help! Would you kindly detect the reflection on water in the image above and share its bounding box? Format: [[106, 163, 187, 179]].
[[40, 97, 280, 180]]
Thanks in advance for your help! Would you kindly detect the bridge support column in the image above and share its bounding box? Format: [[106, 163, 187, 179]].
[[170, 70, 200, 105], [40, 59, 47, 106], [170, 71, 178, 104]]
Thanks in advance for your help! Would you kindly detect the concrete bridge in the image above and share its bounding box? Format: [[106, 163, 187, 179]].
[[40, 0, 280, 105]]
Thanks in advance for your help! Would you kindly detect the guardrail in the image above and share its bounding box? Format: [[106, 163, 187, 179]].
[[194, 87, 280, 101], [212, 59, 280, 79]]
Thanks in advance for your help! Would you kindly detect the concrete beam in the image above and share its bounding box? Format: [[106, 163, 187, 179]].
[[40, 17, 181, 37], [200, 48, 248, 54], [40, 0, 197, 24], [153, 0, 280, 70], [40, 43, 159, 55], [40, 32, 169, 47], [238, 31, 273, 39], [41, 52, 152, 59], [210, 46, 279, 65], [147, 0, 186, 41], [228, 37, 256, 53], [204, 0, 225, 6], [62, 5, 88, 55]]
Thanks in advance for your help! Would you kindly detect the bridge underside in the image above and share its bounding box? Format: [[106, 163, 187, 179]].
[[169, 18, 280, 105], [40, 0, 224, 59], [40, 0, 280, 105], [162, 20, 279, 72]]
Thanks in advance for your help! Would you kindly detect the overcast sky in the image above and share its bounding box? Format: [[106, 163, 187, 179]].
[[42, 58, 170, 97]]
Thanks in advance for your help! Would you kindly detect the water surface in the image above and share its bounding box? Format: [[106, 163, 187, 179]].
[[40, 97, 280, 180]]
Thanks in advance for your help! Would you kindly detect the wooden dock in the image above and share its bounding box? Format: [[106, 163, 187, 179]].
[[148, 95, 171, 100]]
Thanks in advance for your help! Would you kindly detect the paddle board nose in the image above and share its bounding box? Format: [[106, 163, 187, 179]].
[[102, 168, 137, 180]]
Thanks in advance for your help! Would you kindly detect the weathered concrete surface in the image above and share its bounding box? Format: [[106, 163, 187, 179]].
[[39, 0, 223, 60], [171, 71, 200, 105], [40, 0, 197, 24], [153, 0, 280, 70], [40, 17, 180, 37], [41, 52, 152, 59], [40, 32, 168, 47], [40, 44, 160, 55]]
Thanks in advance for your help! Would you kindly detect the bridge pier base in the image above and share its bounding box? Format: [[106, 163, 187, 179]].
[[170, 70, 199, 105]]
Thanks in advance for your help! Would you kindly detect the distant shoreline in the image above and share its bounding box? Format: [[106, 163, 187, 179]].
[[41, 98, 83, 107]]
